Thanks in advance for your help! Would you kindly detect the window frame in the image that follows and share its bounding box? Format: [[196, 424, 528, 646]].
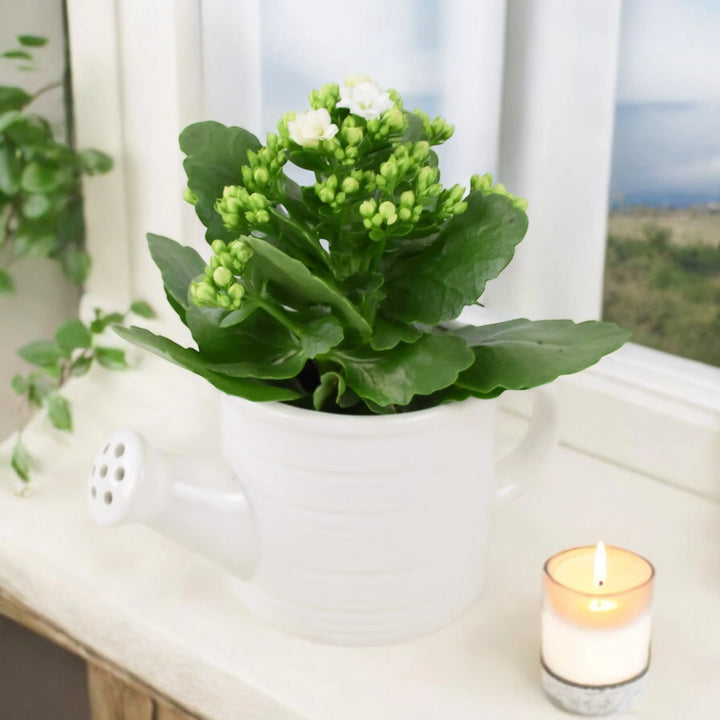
[[66, 0, 720, 500]]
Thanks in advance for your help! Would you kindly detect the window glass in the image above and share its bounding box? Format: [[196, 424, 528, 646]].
[[603, 0, 720, 366]]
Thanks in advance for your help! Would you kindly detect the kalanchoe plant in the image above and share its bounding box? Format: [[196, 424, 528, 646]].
[[117, 76, 630, 414], [0, 35, 113, 292]]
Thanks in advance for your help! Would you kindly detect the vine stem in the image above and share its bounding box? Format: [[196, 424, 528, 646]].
[[30, 81, 63, 102]]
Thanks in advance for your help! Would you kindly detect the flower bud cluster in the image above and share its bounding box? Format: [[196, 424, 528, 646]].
[[309, 83, 341, 113], [359, 198, 399, 236], [189, 239, 253, 311], [240, 133, 287, 194], [470, 173, 528, 211], [365, 106, 407, 141], [411, 109, 455, 145], [376, 142, 433, 194], [314, 169, 376, 210], [437, 184, 468, 218], [216, 185, 271, 229]]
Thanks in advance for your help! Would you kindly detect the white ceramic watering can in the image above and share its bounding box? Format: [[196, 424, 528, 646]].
[[88, 390, 557, 645]]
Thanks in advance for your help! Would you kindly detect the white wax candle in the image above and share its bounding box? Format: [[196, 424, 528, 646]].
[[542, 544, 654, 687]]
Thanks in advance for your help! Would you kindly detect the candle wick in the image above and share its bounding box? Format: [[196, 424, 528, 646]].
[[598, 580, 604, 587]]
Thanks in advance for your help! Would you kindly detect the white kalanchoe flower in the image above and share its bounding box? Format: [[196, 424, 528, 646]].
[[288, 108, 338, 148], [337, 75, 394, 121]]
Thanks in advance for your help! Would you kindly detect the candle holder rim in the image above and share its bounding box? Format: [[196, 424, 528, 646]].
[[543, 544, 655, 597]]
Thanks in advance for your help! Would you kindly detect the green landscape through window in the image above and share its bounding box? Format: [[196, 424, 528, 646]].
[[603, 0, 720, 367]]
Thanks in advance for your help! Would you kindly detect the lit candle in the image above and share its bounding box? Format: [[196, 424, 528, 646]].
[[541, 543, 654, 716]]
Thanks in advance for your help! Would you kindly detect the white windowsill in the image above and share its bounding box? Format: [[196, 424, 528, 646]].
[[1, 357, 719, 719]]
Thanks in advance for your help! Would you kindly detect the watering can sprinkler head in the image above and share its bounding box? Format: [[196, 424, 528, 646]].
[[88, 429, 260, 579]]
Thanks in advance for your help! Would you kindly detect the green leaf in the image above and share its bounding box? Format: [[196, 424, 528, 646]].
[[95, 347, 128, 370], [130, 300, 155, 318], [370, 316, 423, 351], [11, 440, 32, 482], [20, 162, 61, 193], [453, 319, 632, 393], [187, 304, 307, 379], [244, 236, 371, 335], [0, 86, 32, 113], [0, 144, 21, 195], [55, 319, 92, 353], [89, 311, 124, 334], [0, 110, 23, 133], [4, 114, 50, 146], [61, 246, 91, 285], [14, 231, 56, 258], [17, 35, 48, 47], [10, 374, 27, 394], [69, 355, 92, 377], [46, 392, 72, 431], [1, 50, 33, 61], [179, 121, 261, 241], [115, 325, 303, 402], [333, 333, 474, 407], [0, 268, 14, 292], [146, 233, 204, 314], [79, 148, 113, 175], [286, 149, 328, 172], [313, 371, 347, 411], [218, 302, 259, 328], [18, 339, 62, 367], [297, 312, 344, 358], [383, 192, 528, 324], [22, 193, 53, 218]]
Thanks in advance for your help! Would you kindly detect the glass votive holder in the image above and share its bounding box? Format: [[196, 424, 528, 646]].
[[541, 545, 654, 716]]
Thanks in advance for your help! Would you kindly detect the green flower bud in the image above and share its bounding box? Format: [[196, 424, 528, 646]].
[[514, 197, 528, 212], [470, 173, 493, 193], [211, 239, 226, 254], [399, 190, 415, 208], [253, 167, 270, 186], [359, 199, 377, 219], [398, 207, 412, 222], [228, 283, 245, 305], [411, 141, 430, 162], [183, 187, 198, 205], [341, 176, 360, 194], [342, 126, 363, 146], [378, 201, 398, 225], [382, 106, 405, 133], [230, 240, 253, 263], [248, 192, 268, 210], [190, 280, 218, 307], [255, 210, 270, 224], [452, 202, 468, 215], [213, 266, 233, 287], [241, 166, 254, 187], [318, 186, 335, 204]]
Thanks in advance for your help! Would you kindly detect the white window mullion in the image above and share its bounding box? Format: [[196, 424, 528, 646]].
[[67, 0, 132, 313], [488, 0, 623, 321], [439, 0, 507, 184]]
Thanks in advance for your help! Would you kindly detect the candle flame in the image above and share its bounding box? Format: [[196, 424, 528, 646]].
[[594, 541, 607, 589]]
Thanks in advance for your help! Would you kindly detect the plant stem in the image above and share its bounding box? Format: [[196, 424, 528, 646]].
[[30, 81, 63, 103]]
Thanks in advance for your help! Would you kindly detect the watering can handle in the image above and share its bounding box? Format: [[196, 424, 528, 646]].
[[494, 385, 559, 507]]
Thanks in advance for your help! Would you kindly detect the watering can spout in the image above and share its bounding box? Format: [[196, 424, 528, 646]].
[[87, 429, 260, 579]]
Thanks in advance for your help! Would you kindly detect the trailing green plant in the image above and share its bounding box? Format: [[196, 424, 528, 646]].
[[10, 301, 155, 483], [117, 76, 631, 414], [0, 35, 112, 292]]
